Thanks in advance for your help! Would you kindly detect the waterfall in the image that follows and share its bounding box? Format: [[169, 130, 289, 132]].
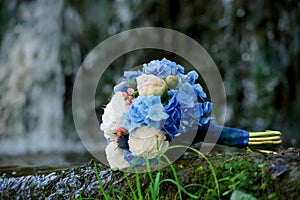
[[0, 0, 83, 155], [0, 0, 298, 157]]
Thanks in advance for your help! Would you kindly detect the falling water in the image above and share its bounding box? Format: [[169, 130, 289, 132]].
[[0, 0, 299, 159], [0, 0, 84, 156]]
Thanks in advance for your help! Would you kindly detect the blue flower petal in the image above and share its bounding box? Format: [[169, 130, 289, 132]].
[[163, 95, 181, 138], [123, 150, 157, 166], [114, 80, 130, 93], [148, 104, 168, 121], [122, 95, 168, 132], [176, 83, 197, 107], [193, 84, 207, 100], [143, 58, 185, 78], [185, 70, 199, 84], [203, 101, 213, 114], [124, 70, 142, 79]]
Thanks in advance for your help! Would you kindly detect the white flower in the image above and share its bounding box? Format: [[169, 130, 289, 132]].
[[128, 126, 169, 159], [105, 142, 130, 170], [137, 74, 167, 96], [100, 92, 128, 141]]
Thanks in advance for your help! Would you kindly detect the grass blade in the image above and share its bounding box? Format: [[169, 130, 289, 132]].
[[93, 161, 111, 200]]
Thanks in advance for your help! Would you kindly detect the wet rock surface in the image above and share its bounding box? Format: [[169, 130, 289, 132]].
[[0, 148, 299, 199], [0, 161, 120, 199]]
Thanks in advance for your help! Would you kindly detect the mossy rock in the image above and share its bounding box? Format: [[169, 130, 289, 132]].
[[0, 148, 299, 199]]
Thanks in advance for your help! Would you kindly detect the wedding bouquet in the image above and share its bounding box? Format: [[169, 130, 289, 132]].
[[100, 58, 281, 170]]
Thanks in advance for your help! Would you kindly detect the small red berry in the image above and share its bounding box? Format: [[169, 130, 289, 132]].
[[122, 92, 127, 97], [127, 88, 134, 95], [116, 131, 122, 137], [118, 127, 126, 133]]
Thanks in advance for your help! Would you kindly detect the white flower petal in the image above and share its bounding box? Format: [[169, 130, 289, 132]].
[[100, 92, 128, 141], [128, 126, 169, 159], [105, 142, 130, 170], [137, 74, 167, 96]]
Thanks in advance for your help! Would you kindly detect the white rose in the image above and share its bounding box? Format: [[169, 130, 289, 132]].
[[105, 142, 130, 170], [137, 74, 167, 96], [100, 92, 128, 141], [128, 126, 169, 159]]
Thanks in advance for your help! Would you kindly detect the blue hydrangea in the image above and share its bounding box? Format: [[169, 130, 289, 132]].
[[122, 150, 157, 166], [199, 116, 212, 125], [193, 84, 207, 100], [198, 101, 213, 125], [113, 70, 142, 93], [176, 101, 213, 133], [163, 95, 181, 139], [184, 70, 199, 84], [122, 95, 168, 132], [175, 82, 197, 107], [202, 101, 213, 115], [179, 102, 202, 132], [124, 70, 143, 79], [143, 58, 185, 78], [114, 80, 131, 93]]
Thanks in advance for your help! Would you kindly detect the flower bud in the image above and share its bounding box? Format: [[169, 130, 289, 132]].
[[127, 88, 135, 95], [165, 75, 178, 89]]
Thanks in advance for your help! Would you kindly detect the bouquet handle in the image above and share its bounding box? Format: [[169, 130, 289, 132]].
[[194, 123, 282, 150]]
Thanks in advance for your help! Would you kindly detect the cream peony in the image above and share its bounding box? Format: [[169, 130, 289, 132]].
[[137, 74, 167, 96], [105, 142, 130, 170], [100, 92, 128, 141], [128, 126, 169, 159]]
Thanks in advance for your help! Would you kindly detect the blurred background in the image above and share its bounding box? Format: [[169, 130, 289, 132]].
[[0, 0, 299, 165]]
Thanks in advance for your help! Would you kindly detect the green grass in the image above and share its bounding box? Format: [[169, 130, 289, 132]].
[[76, 145, 274, 199], [87, 145, 222, 200]]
